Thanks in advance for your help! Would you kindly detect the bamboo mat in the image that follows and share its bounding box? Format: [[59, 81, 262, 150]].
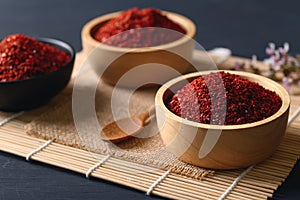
[[0, 52, 299, 200]]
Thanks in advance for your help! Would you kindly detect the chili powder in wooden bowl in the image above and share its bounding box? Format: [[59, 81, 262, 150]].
[[168, 71, 282, 125], [93, 7, 187, 48], [0, 34, 75, 111], [81, 8, 196, 87], [155, 70, 290, 169]]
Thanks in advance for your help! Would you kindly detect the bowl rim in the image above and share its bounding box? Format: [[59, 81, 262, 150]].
[[155, 70, 290, 130], [81, 10, 196, 53], [0, 37, 76, 84]]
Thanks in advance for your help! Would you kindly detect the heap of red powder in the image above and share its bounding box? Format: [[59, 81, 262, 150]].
[[0, 34, 70, 82], [168, 72, 282, 125], [94, 7, 187, 48]]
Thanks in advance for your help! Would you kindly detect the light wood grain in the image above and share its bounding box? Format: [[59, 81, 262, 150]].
[[156, 70, 290, 169], [81, 10, 196, 87]]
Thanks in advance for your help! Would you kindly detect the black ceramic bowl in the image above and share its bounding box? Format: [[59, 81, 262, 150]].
[[0, 38, 75, 111]]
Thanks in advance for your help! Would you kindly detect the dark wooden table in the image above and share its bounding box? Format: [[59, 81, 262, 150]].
[[0, 0, 299, 199]]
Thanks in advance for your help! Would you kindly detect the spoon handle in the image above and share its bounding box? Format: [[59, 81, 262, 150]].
[[136, 105, 156, 125]]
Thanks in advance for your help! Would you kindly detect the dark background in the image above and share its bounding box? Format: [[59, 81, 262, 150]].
[[0, 0, 299, 199]]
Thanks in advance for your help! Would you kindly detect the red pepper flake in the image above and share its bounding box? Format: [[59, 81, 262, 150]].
[[94, 7, 187, 48], [168, 72, 282, 125], [0, 34, 70, 82]]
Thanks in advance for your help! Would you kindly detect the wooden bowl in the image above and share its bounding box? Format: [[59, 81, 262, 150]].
[[155, 70, 290, 169], [81, 10, 196, 87]]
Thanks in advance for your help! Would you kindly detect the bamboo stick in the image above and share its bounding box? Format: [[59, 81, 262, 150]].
[[0, 117, 298, 200], [0, 138, 278, 199], [0, 141, 288, 200]]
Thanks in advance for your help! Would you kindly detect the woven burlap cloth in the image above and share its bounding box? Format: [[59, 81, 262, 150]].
[[25, 66, 213, 179]]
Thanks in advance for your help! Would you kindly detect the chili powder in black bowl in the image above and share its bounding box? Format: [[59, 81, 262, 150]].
[[0, 34, 75, 111]]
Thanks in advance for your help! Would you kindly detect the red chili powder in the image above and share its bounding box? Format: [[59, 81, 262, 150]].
[[94, 7, 187, 48], [0, 34, 70, 82], [168, 72, 282, 125]]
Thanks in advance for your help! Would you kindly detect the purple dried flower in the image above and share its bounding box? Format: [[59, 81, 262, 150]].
[[278, 43, 289, 55], [234, 61, 244, 71], [269, 43, 275, 50], [282, 76, 293, 92], [278, 58, 286, 67], [272, 63, 281, 71], [265, 43, 275, 55], [278, 47, 285, 55], [260, 42, 300, 91], [273, 50, 280, 61], [266, 47, 274, 56], [277, 44, 289, 59], [264, 57, 280, 71]]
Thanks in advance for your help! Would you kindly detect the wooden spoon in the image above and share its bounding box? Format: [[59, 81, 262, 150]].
[[100, 106, 155, 143]]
